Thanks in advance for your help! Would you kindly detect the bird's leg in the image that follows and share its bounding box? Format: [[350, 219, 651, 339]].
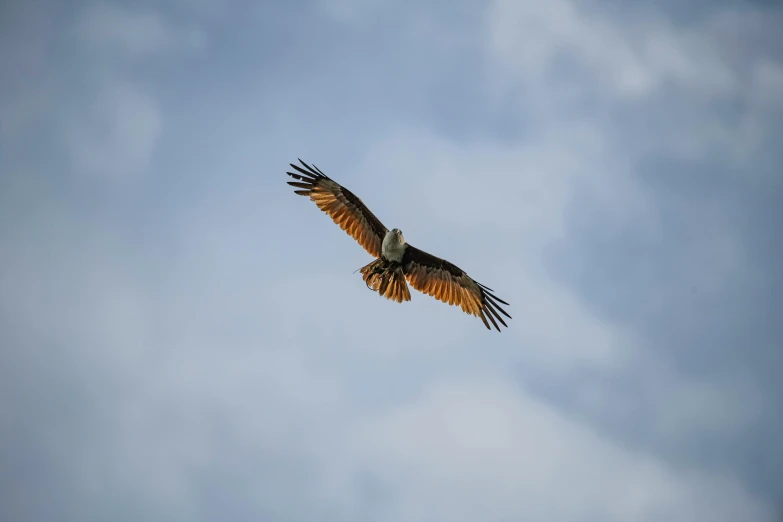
[[364, 259, 388, 290], [372, 260, 389, 276]]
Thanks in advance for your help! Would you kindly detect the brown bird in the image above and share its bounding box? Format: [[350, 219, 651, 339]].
[[286, 159, 511, 331]]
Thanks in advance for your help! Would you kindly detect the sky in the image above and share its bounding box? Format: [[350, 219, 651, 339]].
[[1, 0, 782, 521]]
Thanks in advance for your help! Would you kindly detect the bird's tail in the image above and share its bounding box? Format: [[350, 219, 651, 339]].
[[359, 259, 411, 303]]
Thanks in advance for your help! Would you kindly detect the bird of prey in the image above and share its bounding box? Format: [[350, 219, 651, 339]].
[[286, 159, 511, 331]]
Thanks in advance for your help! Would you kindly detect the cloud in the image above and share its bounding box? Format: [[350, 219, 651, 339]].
[[485, 0, 783, 171], [347, 124, 642, 372], [1, 0, 781, 520], [341, 113, 765, 489], [67, 82, 162, 179], [0, 216, 770, 521], [317, 0, 383, 23], [75, 1, 206, 58], [1, 1, 207, 180], [0, 1, 54, 146], [62, 2, 209, 179], [348, 378, 773, 522], [486, 0, 735, 99], [751, 58, 783, 107]]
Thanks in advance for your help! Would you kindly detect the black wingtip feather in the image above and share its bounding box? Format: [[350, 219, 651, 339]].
[[484, 300, 508, 328], [483, 303, 500, 331], [484, 293, 512, 318], [311, 164, 330, 179], [483, 288, 510, 307], [287, 171, 316, 183], [476, 280, 511, 306], [296, 159, 327, 179], [477, 281, 495, 292], [494, 296, 511, 306], [290, 164, 321, 180], [287, 181, 313, 190], [478, 309, 491, 330]]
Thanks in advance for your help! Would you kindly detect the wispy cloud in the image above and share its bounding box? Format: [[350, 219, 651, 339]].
[[75, 1, 206, 57], [67, 82, 162, 179]]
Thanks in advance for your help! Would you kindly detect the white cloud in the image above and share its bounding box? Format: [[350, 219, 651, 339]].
[[484, 0, 783, 179], [62, 2, 213, 179], [1, 213, 765, 519], [347, 377, 772, 522], [67, 82, 162, 179], [485, 0, 736, 100], [358, 120, 646, 243]]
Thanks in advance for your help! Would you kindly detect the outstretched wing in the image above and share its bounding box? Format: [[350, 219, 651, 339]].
[[402, 245, 511, 331], [286, 159, 388, 258]]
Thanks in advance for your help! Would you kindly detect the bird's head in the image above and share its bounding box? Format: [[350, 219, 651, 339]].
[[392, 228, 405, 243]]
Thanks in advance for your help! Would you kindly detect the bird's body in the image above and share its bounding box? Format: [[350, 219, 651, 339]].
[[359, 229, 410, 304], [286, 159, 511, 331]]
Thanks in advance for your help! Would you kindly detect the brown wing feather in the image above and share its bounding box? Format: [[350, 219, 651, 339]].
[[286, 159, 388, 258], [402, 245, 511, 331]]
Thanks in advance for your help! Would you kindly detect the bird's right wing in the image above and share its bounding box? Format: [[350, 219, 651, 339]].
[[402, 244, 511, 331], [286, 159, 389, 258]]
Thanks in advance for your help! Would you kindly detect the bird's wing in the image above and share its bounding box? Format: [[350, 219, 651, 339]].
[[402, 245, 511, 331], [286, 159, 389, 258]]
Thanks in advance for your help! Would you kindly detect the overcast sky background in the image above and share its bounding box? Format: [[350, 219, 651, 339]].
[[1, 0, 782, 521]]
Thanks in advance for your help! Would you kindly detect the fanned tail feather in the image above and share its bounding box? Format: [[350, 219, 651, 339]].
[[359, 259, 411, 303]]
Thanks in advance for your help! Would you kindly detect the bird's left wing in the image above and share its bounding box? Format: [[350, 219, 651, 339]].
[[402, 245, 511, 331], [286, 159, 389, 258]]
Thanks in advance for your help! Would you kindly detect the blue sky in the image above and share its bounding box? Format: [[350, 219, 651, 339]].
[[1, 0, 782, 521]]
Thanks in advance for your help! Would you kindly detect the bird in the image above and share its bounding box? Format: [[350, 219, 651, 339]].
[[285, 158, 511, 331]]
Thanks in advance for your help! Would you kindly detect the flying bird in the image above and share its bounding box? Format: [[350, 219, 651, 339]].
[[286, 159, 511, 331]]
